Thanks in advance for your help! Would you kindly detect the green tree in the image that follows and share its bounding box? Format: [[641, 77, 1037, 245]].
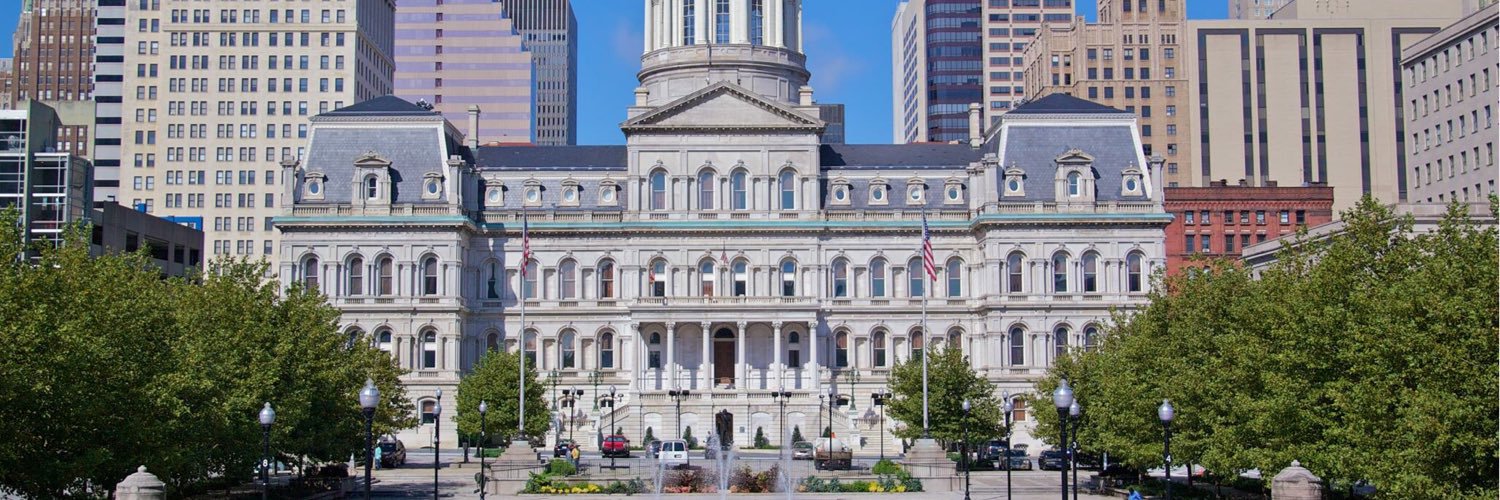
[[887, 345, 1005, 447], [791, 426, 804, 444], [454, 350, 549, 446], [754, 427, 769, 448]]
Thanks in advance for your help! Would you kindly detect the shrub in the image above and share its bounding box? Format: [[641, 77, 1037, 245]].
[[791, 426, 805, 444], [753, 427, 770, 449], [603, 479, 646, 495], [822, 426, 832, 438], [644, 427, 655, 443], [682, 427, 697, 449], [546, 458, 577, 476], [662, 466, 714, 493], [871, 459, 902, 475]]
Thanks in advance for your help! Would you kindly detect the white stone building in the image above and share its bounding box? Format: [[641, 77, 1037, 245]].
[[276, 0, 1169, 453]]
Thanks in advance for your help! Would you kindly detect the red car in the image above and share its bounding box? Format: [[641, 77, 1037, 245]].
[[601, 435, 630, 458]]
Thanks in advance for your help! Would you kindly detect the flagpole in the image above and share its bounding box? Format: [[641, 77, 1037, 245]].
[[518, 211, 528, 438], [920, 208, 930, 438]]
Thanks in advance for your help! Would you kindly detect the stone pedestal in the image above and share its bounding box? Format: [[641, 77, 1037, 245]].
[[1272, 460, 1323, 500], [900, 438, 958, 492], [115, 466, 165, 500]]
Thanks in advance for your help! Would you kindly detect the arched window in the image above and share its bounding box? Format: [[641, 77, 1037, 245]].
[[831, 259, 849, 297], [302, 257, 320, 291], [650, 170, 667, 210], [698, 170, 715, 210], [598, 260, 616, 298], [523, 329, 538, 367], [1127, 252, 1145, 292], [365, 175, 379, 199], [376, 329, 392, 352], [1052, 253, 1069, 293], [345, 327, 363, 350], [778, 170, 796, 210], [872, 330, 887, 367], [421, 257, 439, 295], [1084, 326, 1099, 351], [559, 259, 577, 299], [835, 331, 849, 367], [945, 258, 963, 297], [421, 330, 438, 369], [732, 259, 748, 296], [788, 331, 801, 367], [421, 400, 438, 424], [1008, 327, 1025, 366], [1006, 252, 1024, 293], [347, 257, 364, 295], [600, 331, 615, 369], [911, 331, 925, 362], [699, 259, 716, 297], [947, 328, 962, 349], [1067, 171, 1081, 197], [1053, 326, 1069, 360], [560, 329, 576, 369], [377, 257, 394, 296], [485, 261, 500, 299], [486, 332, 499, 352], [731, 170, 748, 210], [648, 332, 662, 369], [649, 259, 667, 297], [780, 260, 796, 297], [871, 258, 888, 297], [907, 257, 925, 297], [1010, 397, 1028, 422], [1082, 252, 1099, 293], [523, 260, 539, 299]]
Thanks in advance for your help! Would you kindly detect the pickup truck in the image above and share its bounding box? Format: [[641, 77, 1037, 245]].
[[812, 438, 852, 470]]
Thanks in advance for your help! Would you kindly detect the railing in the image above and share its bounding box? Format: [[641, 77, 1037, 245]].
[[981, 201, 1159, 215], [630, 296, 816, 307], [289, 204, 463, 217]]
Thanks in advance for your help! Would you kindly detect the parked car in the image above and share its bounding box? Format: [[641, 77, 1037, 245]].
[[979, 439, 1008, 463], [790, 441, 815, 460], [378, 440, 407, 468], [1075, 451, 1101, 470], [601, 435, 630, 458], [553, 439, 576, 458], [657, 439, 689, 466], [1003, 449, 1033, 470], [1038, 449, 1069, 470], [645, 439, 661, 459]]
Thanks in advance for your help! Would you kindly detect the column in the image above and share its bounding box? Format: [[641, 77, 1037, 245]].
[[643, 0, 654, 52], [772, 322, 783, 390], [806, 321, 818, 390], [700, 322, 712, 389], [695, 0, 708, 45], [630, 323, 642, 391], [735, 322, 747, 389], [666, 322, 678, 389]]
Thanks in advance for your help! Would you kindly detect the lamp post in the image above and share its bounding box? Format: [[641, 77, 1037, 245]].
[[549, 369, 561, 411], [1069, 401, 1081, 500], [1002, 392, 1014, 500], [1159, 399, 1175, 500], [825, 386, 837, 439], [871, 391, 891, 462], [433, 389, 442, 500], [1052, 380, 1074, 500], [589, 370, 604, 410], [478, 401, 488, 500], [607, 385, 619, 470], [816, 394, 825, 440], [359, 379, 380, 500], [962, 399, 972, 500], [258, 403, 275, 500], [771, 387, 793, 448], [846, 369, 860, 411]]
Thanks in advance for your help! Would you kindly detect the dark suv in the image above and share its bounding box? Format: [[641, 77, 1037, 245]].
[[1038, 449, 1069, 470], [378, 440, 407, 468]]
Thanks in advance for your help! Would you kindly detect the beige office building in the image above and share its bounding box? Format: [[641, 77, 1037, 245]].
[[1401, 3, 1498, 204], [1185, 0, 1470, 213], [1022, 0, 1193, 186], [119, 0, 395, 257]]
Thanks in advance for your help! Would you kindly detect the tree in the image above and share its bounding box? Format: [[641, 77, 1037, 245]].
[[645, 427, 656, 443], [887, 345, 1005, 447], [791, 426, 804, 444], [754, 427, 769, 448], [454, 350, 549, 446], [683, 427, 696, 449]]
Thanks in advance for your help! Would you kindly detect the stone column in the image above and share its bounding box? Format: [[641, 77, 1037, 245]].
[[666, 322, 678, 389], [629, 323, 641, 391], [701, 322, 712, 389], [115, 466, 165, 500], [735, 322, 747, 388], [772, 322, 783, 389], [1271, 461, 1323, 500], [807, 321, 818, 390]]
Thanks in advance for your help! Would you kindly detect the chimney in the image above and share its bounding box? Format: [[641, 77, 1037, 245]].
[[968, 103, 983, 148], [1147, 155, 1165, 208], [1238, 178, 1249, 187], [799, 85, 815, 106], [466, 105, 481, 150], [634, 87, 650, 107]]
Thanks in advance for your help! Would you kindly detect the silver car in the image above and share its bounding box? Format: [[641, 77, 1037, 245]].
[[791, 441, 814, 460]]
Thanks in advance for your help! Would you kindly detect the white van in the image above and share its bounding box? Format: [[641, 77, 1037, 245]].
[[657, 439, 689, 466]]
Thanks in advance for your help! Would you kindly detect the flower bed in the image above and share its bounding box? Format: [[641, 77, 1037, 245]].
[[796, 462, 923, 493]]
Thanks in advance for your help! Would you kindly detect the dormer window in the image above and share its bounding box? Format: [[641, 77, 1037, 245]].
[[906, 184, 925, 205], [943, 179, 964, 204], [1003, 166, 1026, 197], [1120, 166, 1144, 196], [304, 172, 326, 200], [1053, 149, 1097, 202], [830, 177, 852, 206], [483, 178, 505, 208], [364, 175, 379, 199], [523, 179, 543, 207], [560, 179, 580, 207], [869, 179, 889, 205], [1067, 172, 1082, 197], [351, 151, 393, 207], [599, 179, 619, 206], [421, 172, 443, 200]]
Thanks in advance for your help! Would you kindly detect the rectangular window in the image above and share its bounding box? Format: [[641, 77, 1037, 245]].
[[1184, 211, 1195, 224], [1279, 210, 1290, 224], [1185, 234, 1196, 253], [1256, 211, 1266, 225], [1224, 234, 1235, 253]]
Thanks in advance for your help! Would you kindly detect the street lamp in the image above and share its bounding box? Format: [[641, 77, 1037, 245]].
[[433, 389, 442, 500], [1052, 380, 1074, 500], [846, 369, 860, 411], [359, 379, 380, 500], [770, 387, 793, 450], [668, 387, 691, 466], [549, 369, 561, 410], [962, 399, 972, 500], [816, 394, 825, 440], [258, 402, 275, 500], [607, 385, 619, 470], [870, 391, 892, 462], [589, 370, 604, 410], [1069, 401, 1081, 500], [1002, 391, 1014, 500], [1159, 399, 1175, 500], [825, 386, 837, 440], [478, 401, 489, 500]]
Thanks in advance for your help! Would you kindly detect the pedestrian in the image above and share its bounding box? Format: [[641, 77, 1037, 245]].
[[1127, 489, 1143, 500], [569, 443, 581, 468], [374, 442, 383, 470]]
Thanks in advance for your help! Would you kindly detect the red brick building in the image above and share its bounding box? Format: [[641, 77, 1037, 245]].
[[1164, 182, 1334, 276]]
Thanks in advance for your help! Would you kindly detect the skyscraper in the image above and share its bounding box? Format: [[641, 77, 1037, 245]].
[[91, 0, 125, 203], [117, 0, 396, 256], [494, 0, 577, 145], [394, 0, 534, 144], [10, 0, 96, 159]]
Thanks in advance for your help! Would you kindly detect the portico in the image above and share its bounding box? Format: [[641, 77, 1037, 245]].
[[633, 319, 818, 393]]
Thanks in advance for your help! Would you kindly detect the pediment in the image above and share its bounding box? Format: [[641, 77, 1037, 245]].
[[354, 150, 392, 168], [1054, 149, 1095, 164], [623, 82, 823, 132]]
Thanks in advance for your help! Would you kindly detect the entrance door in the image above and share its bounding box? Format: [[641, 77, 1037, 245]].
[[714, 341, 734, 385]]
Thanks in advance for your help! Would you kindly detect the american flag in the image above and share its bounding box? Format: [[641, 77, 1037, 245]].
[[520, 214, 531, 277], [721, 247, 729, 264], [921, 211, 937, 282], [647, 262, 656, 285]]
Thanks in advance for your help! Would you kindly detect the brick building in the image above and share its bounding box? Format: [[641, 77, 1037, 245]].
[[1164, 183, 1333, 275], [9, 0, 95, 158]]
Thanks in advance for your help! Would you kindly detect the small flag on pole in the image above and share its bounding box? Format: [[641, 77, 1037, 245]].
[[921, 211, 937, 282], [520, 214, 531, 276]]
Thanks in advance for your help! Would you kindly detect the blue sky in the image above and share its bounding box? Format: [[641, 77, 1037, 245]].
[[0, 0, 1229, 145]]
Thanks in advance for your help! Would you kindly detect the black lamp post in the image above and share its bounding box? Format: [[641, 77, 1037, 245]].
[[1002, 392, 1014, 500], [846, 370, 860, 411], [589, 370, 604, 410], [825, 386, 837, 440], [607, 385, 619, 469], [962, 399, 972, 500], [870, 391, 891, 462], [1052, 380, 1074, 500], [668, 387, 690, 466], [1159, 399, 1175, 500], [1069, 401, 1081, 500], [258, 402, 275, 500], [477, 401, 488, 499], [770, 387, 793, 449], [359, 380, 380, 500], [816, 394, 825, 439], [433, 389, 442, 500]]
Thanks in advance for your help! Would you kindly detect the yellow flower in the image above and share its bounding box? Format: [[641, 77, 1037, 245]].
[[895, 485, 907, 493]]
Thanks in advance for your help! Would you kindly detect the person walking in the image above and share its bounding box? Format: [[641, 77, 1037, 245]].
[[374, 442, 384, 470], [569, 443, 581, 469]]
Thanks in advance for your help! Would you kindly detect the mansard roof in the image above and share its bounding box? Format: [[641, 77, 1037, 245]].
[[1008, 93, 1133, 115], [302, 126, 452, 204], [318, 95, 444, 118], [819, 143, 982, 170], [997, 123, 1148, 203], [475, 145, 628, 171]]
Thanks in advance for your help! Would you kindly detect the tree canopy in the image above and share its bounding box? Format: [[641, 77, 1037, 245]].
[[886, 345, 1005, 447], [454, 349, 550, 446], [0, 216, 413, 498], [1030, 198, 1498, 499]]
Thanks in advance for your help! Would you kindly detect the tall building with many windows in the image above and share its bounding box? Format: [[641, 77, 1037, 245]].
[[892, 0, 1074, 144], [494, 0, 576, 145], [117, 0, 395, 257], [10, 0, 96, 160], [278, 0, 1167, 455], [1400, 3, 1498, 204], [394, 0, 534, 144]]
